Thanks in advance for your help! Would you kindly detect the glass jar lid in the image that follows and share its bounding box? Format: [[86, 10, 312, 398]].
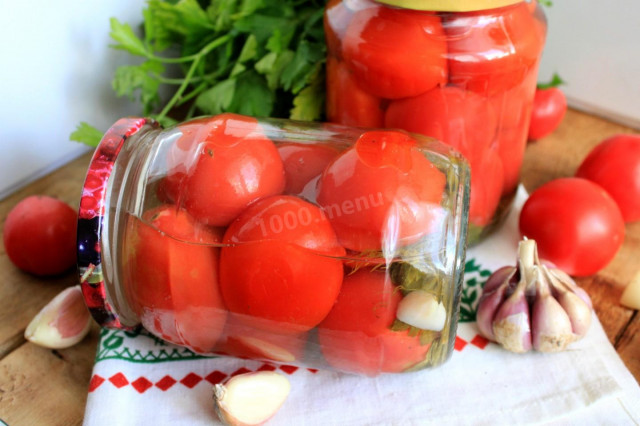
[[375, 0, 523, 12]]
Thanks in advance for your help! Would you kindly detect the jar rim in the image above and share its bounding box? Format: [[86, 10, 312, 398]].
[[374, 0, 523, 12], [77, 117, 159, 330]]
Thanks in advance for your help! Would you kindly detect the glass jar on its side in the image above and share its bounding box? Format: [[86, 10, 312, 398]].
[[77, 114, 469, 376], [325, 0, 547, 243]]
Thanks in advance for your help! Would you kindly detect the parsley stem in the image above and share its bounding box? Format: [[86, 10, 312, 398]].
[[157, 73, 217, 85], [156, 34, 231, 122]]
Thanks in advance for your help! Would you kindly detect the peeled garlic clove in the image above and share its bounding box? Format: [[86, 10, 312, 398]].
[[396, 290, 447, 332], [476, 274, 513, 340], [25, 285, 91, 349], [531, 268, 574, 352], [492, 280, 532, 353], [213, 371, 291, 426], [620, 271, 640, 310]]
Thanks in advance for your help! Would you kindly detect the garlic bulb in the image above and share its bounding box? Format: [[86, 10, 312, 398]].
[[476, 239, 593, 353]]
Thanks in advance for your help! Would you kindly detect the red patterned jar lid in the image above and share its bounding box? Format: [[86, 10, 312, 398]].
[[77, 117, 159, 329]]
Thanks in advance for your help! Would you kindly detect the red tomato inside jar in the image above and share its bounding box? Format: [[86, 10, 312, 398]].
[[325, 0, 547, 243]]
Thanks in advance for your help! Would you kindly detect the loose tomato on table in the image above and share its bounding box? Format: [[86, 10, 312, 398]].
[[219, 195, 345, 334], [445, 2, 545, 96], [3, 196, 77, 276], [342, 5, 447, 99], [168, 113, 285, 226], [318, 269, 430, 376], [519, 178, 625, 277], [576, 134, 640, 223], [528, 86, 567, 141], [317, 130, 446, 252], [125, 205, 227, 352]]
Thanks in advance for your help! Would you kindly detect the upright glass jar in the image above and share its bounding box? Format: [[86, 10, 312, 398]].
[[77, 114, 469, 376], [325, 0, 547, 243]]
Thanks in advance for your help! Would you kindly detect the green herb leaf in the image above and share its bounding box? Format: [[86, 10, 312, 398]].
[[70, 123, 103, 147], [195, 78, 237, 115], [537, 73, 566, 90], [109, 18, 148, 57], [228, 70, 275, 117], [112, 61, 165, 114], [290, 65, 325, 121]]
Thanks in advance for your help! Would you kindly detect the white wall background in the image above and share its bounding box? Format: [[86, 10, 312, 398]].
[[0, 0, 144, 199], [537, 0, 640, 130], [0, 1, 639, 198]]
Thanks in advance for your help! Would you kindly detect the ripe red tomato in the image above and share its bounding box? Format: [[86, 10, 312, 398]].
[[324, 0, 374, 58], [445, 2, 544, 95], [219, 195, 345, 334], [519, 178, 625, 277], [318, 269, 430, 376], [385, 87, 500, 226], [169, 113, 285, 226], [342, 6, 447, 99], [385, 86, 497, 164], [125, 206, 227, 352], [576, 134, 640, 222], [469, 150, 504, 227], [3, 196, 77, 276], [316, 130, 446, 252], [326, 57, 384, 128], [528, 87, 567, 140], [277, 142, 340, 195]]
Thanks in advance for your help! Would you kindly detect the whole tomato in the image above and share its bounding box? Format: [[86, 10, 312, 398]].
[[519, 178, 625, 277], [326, 57, 384, 128], [219, 195, 345, 334], [385, 86, 497, 164], [384, 87, 499, 226], [316, 130, 446, 252], [342, 6, 447, 99], [491, 68, 538, 194], [318, 269, 430, 376], [528, 86, 567, 140], [3, 196, 77, 276], [576, 134, 640, 222], [168, 113, 285, 226], [125, 206, 227, 353], [445, 2, 545, 95], [277, 142, 340, 196]]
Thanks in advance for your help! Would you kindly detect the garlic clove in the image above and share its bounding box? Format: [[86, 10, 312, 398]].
[[213, 371, 291, 426], [476, 272, 514, 340], [25, 285, 92, 349], [557, 290, 592, 339], [548, 267, 593, 309], [531, 268, 574, 352], [396, 291, 447, 332], [232, 336, 296, 363], [482, 266, 516, 294], [492, 279, 532, 353], [620, 271, 640, 310]]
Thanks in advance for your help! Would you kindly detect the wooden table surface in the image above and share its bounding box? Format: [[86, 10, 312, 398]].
[[0, 109, 638, 425]]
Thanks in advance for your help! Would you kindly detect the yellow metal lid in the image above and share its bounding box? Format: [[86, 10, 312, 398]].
[[375, 0, 523, 12]]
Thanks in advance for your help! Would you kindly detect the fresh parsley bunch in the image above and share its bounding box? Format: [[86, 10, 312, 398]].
[[71, 0, 327, 146]]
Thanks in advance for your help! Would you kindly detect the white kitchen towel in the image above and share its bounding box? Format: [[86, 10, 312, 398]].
[[83, 187, 640, 425]]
